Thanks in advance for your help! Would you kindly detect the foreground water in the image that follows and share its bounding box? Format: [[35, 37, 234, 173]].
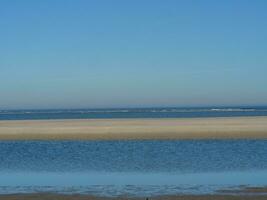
[[0, 140, 267, 196]]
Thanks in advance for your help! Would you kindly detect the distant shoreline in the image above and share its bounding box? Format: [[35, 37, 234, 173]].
[[0, 116, 267, 140]]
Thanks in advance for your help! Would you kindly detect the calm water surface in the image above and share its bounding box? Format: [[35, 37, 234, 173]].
[[0, 140, 267, 196], [1, 106, 267, 120]]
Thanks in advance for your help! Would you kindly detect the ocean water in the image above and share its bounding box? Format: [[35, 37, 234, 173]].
[[0, 106, 267, 120], [0, 140, 267, 196]]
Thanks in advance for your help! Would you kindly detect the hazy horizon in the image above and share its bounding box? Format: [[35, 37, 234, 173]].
[[1, 0, 267, 109]]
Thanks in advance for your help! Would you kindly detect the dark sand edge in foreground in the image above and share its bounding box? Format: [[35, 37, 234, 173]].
[[0, 194, 267, 200], [0, 117, 267, 140], [1, 186, 267, 200]]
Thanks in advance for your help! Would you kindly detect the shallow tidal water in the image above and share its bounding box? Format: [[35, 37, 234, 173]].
[[0, 140, 267, 197]]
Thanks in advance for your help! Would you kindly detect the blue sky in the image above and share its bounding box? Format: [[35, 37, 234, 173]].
[[0, 0, 267, 109]]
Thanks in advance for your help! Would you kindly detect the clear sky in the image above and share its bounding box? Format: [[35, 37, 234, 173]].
[[1, 0, 267, 109]]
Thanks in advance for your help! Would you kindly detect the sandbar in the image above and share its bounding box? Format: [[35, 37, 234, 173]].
[[0, 117, 267, 140]]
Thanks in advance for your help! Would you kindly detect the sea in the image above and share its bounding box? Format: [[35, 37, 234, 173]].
[[1, 106, 267, 120], [0, 106, 267, 197]]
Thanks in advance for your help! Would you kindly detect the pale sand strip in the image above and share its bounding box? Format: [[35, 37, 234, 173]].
[[0, 117, 267, 140]]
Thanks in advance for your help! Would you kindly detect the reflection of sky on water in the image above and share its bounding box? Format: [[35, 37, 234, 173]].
[[0, 171, 267, 196], [1, 171, 267, 186]]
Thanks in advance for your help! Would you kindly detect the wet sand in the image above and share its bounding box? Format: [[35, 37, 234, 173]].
[[2, 185, 267, 199], [0, 194, 267, 200], [0, 117, 267, 140]]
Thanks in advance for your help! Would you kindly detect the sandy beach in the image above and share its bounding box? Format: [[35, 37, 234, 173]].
[[0, 116, 267, 140]]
